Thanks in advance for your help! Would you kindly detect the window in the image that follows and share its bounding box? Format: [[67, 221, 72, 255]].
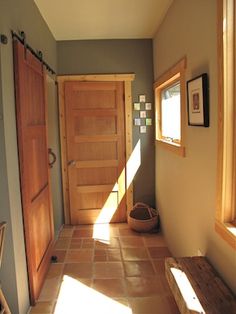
[[161, 82, 181, 143], [215, 0, 236, 249], [154, 57, 186, 156]]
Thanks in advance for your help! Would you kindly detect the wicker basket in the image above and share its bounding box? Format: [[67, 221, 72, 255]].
[[128, 202, 158, 232]]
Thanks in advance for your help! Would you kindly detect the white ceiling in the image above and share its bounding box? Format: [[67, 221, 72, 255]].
[[34, 0, 173, 41]]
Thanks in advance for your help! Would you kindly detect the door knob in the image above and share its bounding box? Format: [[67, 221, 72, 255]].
[[68, 160, 76, 166]]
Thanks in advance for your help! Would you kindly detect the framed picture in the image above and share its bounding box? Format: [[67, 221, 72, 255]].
[[187, 73, 209, 127]]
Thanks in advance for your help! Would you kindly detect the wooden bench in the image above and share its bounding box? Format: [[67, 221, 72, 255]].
[[165, 256, 236, 314]]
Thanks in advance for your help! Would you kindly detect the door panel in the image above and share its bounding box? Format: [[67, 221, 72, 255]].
[[75, 115, 117, 135], [31, 187, 51, 269], [68, 83, 117, 110], [75, 142, 117, 161], [65, 81, 126, 224], [26, 127, 48, 201], [13, 40, 54, 304], [76, 167, 118, 185], [75, 191, 116, 209]]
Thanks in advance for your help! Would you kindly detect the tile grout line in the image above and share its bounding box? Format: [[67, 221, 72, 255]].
[[143, 234, 159, 276]]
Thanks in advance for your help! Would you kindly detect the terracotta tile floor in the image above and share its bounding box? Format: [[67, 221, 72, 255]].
[[29, 223, 180, 314]]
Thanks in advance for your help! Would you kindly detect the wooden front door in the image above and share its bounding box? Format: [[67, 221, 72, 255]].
[[13, 40, 54, 304], [64, 81, 126, 224]]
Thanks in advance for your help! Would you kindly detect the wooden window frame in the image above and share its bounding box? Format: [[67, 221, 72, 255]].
[[154, 57, 187, 157], [57, 74, 134, 224], [215, 0, 236, 250]]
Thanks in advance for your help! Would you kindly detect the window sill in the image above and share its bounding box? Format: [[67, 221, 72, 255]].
[[156, 139, 185, 157], [215, 220, 236, 250]]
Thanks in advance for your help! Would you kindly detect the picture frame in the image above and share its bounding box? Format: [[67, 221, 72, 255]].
[[187, 73, 209, 127]]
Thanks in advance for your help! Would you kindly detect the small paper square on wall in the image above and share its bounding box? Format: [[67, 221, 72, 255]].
[[134, 118, 141, 126], [145, 103, 152, 110], [140, 126, 146, 133], [140, 111, 146, 118], [133, 102, 140, 110], [139, 95, 146, 102]]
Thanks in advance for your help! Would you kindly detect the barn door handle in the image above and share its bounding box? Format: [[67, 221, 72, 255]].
[[48, 148, 56, 168], [67, 160, 76, 167]]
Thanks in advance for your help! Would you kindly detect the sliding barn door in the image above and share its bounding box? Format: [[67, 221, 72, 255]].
[[64, 81, 126, 224], [13, 40, 54, 304]]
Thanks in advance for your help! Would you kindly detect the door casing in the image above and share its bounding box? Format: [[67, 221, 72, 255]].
[[58, 74, 134, 224]]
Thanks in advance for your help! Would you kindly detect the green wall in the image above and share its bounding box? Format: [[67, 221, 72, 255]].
[[153, 0, 236, 293], [0, 0, 57, 312], [57, 39, 155, 207]]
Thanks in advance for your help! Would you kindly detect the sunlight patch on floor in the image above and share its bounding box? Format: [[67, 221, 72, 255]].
[[170, 267, 205, 313], [54, 275, 132, 314], [92, 223, 110, 244]]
